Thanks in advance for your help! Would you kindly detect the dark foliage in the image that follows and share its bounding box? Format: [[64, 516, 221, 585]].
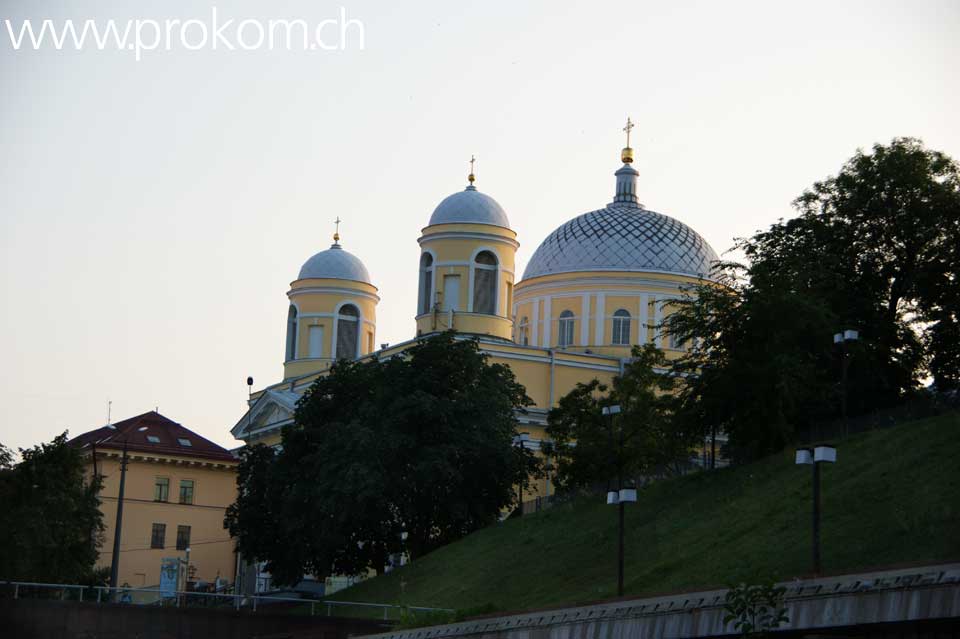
[[0, 433, 104, 582], [225, 332, 538, 585], [665, 138, 960, 461]]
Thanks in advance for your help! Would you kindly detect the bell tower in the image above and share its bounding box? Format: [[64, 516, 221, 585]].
[[416, 158, 518, 341]]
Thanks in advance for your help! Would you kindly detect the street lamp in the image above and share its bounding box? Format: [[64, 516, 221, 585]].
[[107, 423, 149, 592], [513, 432, 530, 517], [795, 444, 837, 575], [833, 329, 859, 435], [602, 404, 635, 597]]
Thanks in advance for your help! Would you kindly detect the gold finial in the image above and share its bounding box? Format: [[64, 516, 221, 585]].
[[333, 216, 341, 244], [621, 117, 635, 164], [468, 155, 476, 185]]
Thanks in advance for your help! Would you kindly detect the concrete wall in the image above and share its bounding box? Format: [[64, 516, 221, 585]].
[[1, 598, 390, 639], [365, 563, 960, 639]]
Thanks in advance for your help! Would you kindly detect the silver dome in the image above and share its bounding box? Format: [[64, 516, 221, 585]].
[[428, 186, 510, 228], [522, 204, 718, 280], [297, 244, 372, 283]]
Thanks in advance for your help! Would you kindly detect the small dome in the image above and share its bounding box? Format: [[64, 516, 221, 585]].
[[522, 204, 718, 280], [428, 186, 510, 228], [297, 244, 372, 283]]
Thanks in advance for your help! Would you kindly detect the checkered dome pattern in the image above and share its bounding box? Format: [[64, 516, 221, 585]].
[[522, 204, 719, 280]]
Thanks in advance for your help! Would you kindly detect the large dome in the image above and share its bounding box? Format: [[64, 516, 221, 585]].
[[428, 185, 510, 228], [522, 203, 719, 280], [297, 244, 371, 283]]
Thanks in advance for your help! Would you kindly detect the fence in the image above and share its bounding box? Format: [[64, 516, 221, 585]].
[[0, 580, 452, 621]]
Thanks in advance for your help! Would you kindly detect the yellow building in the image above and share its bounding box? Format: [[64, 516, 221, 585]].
[[71, 411, 238, 589], [232, 125, 718, 505]]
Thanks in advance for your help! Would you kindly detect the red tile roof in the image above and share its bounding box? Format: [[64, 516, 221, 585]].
[[69, 411, 236, 463]]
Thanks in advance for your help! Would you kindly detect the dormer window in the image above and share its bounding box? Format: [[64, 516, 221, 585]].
[[146, 435, 161, 444], [177, 438, 192, 447]]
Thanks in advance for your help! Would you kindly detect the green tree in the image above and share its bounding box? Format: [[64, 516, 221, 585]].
[[665, 138, 960, 460], [544, 344, 693, 492], [225, 332, 538, 585], [0, 433, 104, 583]]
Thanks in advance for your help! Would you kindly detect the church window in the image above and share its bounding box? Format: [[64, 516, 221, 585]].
[[308, 325, 324, 358], [612, 309, 631, 345], [418, 253, 434, 315], [558, 310, 575, 347], [670, 331, 683, 350], [472, 251, 498, 315], [335, 304, 360, 360], [285, 306, 298, 361], [518, 316, 529, 345]]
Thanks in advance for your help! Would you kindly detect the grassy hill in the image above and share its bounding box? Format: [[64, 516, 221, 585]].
[[333, 412, 960, 614]]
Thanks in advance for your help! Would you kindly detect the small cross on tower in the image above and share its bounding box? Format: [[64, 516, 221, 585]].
[[623, 117, 635, 148], [333, 216, 341, 243], [468, 155, 476, 184]]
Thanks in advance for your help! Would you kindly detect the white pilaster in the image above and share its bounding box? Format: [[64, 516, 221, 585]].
[[580, 294, 590, 346], [531, 297, 540, 346], [595, 293, 606, 345], [638, 293, 649, 345], [542, 296, 552, 347]]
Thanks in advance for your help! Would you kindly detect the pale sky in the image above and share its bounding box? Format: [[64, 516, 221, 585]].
[[1, 0, 958, 452]]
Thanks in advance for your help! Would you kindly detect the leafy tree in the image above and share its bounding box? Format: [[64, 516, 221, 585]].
[[544, 344, 694, 492], [0, 442, 13, 470], [225, 332, 538, 585], [665, 138, 960, 460], [0, 433, 104, 582]]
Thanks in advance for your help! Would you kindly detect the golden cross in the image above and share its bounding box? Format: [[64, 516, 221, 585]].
[[468, 155, 476, 184], [623, 117, 635, 147], [333, 216, 341, 242]]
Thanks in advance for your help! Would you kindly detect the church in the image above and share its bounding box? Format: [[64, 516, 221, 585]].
[[230, 121, 718, 502]]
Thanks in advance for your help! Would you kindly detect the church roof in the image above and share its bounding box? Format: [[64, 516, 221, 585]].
[[69, 411, 236, 463], [428, 185, 511, 228], [297, 243, 372, 284], [522, 204, 719, 280], [522, 138, 718, 281]]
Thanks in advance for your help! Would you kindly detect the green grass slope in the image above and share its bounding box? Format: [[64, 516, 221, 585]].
[[334, 413, 960, 613]]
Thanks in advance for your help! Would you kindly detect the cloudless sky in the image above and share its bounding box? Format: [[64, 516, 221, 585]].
[[1, 0, 957, 452]]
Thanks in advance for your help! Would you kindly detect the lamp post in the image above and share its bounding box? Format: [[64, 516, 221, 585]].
[[602, 404, 635, 597], [513, 432, 530, 517], [107, 424, 149, 591], [795, 444, 837, 575], [833, 329, 859, 436]]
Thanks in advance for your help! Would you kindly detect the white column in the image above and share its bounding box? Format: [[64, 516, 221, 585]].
[[652, 295, 663, 347], [580, 294, 590, 346], [638, 293, 648, 345], [595, 293, 606, 345], [542, 297, 552, 347], [531, 297, 540, 347]]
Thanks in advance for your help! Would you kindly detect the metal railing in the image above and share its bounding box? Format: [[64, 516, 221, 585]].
[[0, 581, 452, 620]]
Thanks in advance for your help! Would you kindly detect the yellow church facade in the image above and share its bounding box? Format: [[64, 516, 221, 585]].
[[231, 127, 718, 504]]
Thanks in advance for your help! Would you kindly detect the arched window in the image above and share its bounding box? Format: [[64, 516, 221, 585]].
[[285, 306, 298, 361], [558, 310, 575, 347], [518, 316, 529, 346], [335, 304, 360, 360], [418, 253, 434, 315], [472, 251, 498, 315], [612, 309, 631, 345]]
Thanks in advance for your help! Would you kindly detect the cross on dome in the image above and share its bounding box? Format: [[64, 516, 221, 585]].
[[623, 117, 634, 147], [468, 154, 476, 185], [333, 217, 341, 245], [621, 117, 635, 164]]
